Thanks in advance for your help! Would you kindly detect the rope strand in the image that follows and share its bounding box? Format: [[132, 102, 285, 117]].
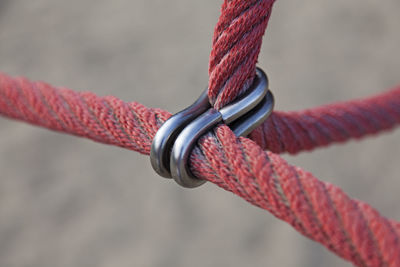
[[208, 0, 275, 109], [190, 127, 400, 266]]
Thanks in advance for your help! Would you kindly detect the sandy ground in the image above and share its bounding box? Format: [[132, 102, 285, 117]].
[[0, 0, 399, 266]]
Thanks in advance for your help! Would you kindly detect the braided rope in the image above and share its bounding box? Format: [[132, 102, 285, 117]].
[[208, 0, 275, 109], [1, 0, 400, 266], [191, 126, 400, 267], [250, 89, 400, 154], [1, 73, 400, 266]]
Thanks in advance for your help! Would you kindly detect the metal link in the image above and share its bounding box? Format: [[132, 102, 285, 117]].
[[150, 67, 274, 188], [150, 91, 210, 178]]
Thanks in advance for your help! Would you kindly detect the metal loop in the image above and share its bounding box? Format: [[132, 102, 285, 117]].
[[150, 91, 210, 178], [150, 67, 274, 188]]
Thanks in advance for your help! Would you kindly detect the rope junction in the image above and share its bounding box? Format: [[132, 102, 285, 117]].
[[151, 67, 274, 188], [1, 0, 400, 266]]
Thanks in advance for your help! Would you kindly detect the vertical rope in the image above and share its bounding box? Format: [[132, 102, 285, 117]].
[[208, 0, 275, 109]]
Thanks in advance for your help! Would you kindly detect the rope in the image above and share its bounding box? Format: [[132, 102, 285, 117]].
[[191, 127, 400, 267], [250, 88, 400, 154], [1, 73, 400, 266], [1, 0, 400, 266], [209, 0, 275, 109]]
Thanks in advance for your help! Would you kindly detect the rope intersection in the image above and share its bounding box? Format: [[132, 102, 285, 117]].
[[1, 0, 400, 266]]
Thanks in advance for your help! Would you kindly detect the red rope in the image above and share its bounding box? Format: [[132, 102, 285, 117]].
[[209, 0, 275, 109], [191, 128, 400, 267], [1, 72, 400, 266], [1, 0, 400, 266], [250, 88, 400, 154]]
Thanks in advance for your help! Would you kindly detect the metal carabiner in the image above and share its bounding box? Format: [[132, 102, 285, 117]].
[[150, 67, 274, 188]]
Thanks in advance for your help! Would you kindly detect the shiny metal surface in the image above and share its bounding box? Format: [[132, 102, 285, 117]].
[[219, 68, 269, 124], [150, 90, 210, 178], [170, 109, 221, 188], [151, 67, 274, 187], [230, 91, 275, 137]]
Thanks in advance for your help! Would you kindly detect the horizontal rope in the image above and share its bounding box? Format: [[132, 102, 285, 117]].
[[250, 88, 400, 154], [1, 72, 400, 266]]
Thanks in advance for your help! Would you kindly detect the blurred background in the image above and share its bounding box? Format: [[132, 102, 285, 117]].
[[0, 0, 399, 266]]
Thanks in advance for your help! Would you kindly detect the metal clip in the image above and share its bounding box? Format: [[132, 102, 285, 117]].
[[150, 67, 274, 188]]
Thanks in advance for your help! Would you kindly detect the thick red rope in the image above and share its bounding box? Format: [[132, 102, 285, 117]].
[[209, 0, 275, 109], [1, 73, 400, 266], [250, 88, 400, 154], [1, 0, 400, 266], [191, 127, 400, 267]]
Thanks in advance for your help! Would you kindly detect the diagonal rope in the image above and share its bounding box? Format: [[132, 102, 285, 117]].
[[1, 73, 400, 266], [191, 126, 400, 267]]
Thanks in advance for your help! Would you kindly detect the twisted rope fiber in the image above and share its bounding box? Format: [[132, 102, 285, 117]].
[[208, 0, 275, 109], [1, 73, 400, 266], [1, 0, 400, 266]]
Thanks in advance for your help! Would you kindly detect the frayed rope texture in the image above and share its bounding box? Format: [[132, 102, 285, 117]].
[[1, 0, 400, 266]]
